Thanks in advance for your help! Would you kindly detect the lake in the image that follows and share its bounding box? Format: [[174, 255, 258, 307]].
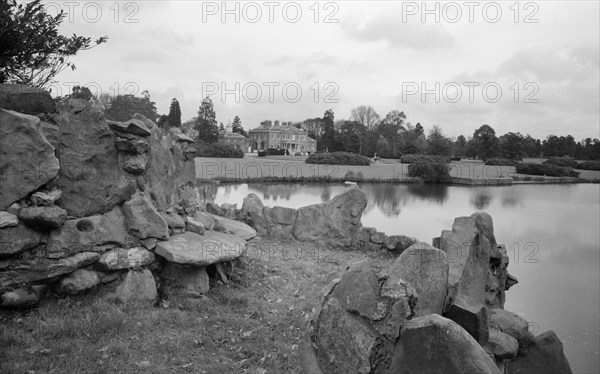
[[205, 182, 600, 373]]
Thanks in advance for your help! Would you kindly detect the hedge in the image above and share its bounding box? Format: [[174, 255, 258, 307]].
[[485, 158, 519, 166], [400, 154, 450, 164], [408, 162, 451, 183], [305, 152, 371, 165], [543, 157, 578, 168], [576, 161, 600, 171], [197, 143, 244, 158], [516, 163, 579, 177]]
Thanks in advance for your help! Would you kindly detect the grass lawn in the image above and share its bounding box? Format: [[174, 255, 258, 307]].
[[0, 239, 392, 374]]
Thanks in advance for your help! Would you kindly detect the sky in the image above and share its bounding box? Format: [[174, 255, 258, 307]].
[[49, 0, 600, 140]]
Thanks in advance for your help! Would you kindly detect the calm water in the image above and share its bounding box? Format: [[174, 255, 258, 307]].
[[206, 182, 600, 373]]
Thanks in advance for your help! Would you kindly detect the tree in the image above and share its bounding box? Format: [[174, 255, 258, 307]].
[[339, 121, 365, 154], [427, 125, 452, 156], [472, 124, 499, 161], [376, 135, 391, 157], [351, 105, 380, 130], [499, 132, 526, 160], [104, 92, 158, 122], [318, 109, 338, 151], [195, 96, 219, 143], [167, 98, 182, 128], [231, 115, 247, 136], [453, 135, 467, 158], [0, 0, 107, 88], [380, 110, 407, 129]]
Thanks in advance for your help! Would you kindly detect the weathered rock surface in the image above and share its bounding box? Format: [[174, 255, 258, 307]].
[[0, 211, 19, 228], [57, 268, 100, 294], [160, 211, 186, 230], [0, 252, 100, 288], [0, 223, 45, 258], [208, 213, 257, 240], [121, 193, 168, 240], [97, 247, 155, 271], [485, 327, 519, 360], [107, 119, 151, 137], [293, 185, 367, 247], [0, 84, 55, 114], [206, 202, 224, 216], [0, 109, 60, 210], [155, 231, 246, 266], [488, 308, 535, 355], [383, 235, 419, 253], [18, 205, 67, 230], [47, 207, 126, 257], [113, 269, 157, 304], [0, 285, 47, 309], [31, 189, 62, 206], [185, 216, 205, 235], [241, 193, 270, 236], [193, 211, 216, 228], [507, 330, 573, 374], [444, 294, 489, 344], [389, 314, 501, 374], [161, 262, 210, 294], [265, 206, 297, 237], [389, 242, 448, 317]]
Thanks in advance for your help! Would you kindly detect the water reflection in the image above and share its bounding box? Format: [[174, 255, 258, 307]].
[[470, 191, 492, 209]]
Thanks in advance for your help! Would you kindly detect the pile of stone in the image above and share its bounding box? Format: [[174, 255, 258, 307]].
[[0, 85, 253, 308], [299, 212, 573, 374]]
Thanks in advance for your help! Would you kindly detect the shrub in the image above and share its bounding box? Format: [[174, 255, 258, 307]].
[[485, 158, 518, 166], [305, 152, 371, 165], [516, 163, 579, 177], [577, 161, 600, 171], [408, 162, 451, 183], [257, 150, 267, 157], [197, 143, 244, 158], [544, 157, 578, 168], [400, 154, 450, 164]]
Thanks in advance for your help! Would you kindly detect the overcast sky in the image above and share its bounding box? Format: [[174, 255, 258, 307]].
[[51, 0, 599, 140]]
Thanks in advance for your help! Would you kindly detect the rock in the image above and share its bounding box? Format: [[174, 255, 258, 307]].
[[0, 223, 45, 258], [97, 247, 155, 271], [388, 242, 448, 317], [356, 227, 376, 242], [389, 314, 501, 374], [100, 271, 121, 284], [57, 268, 100, 294], [383, 234, 419, 253], [160, 211, 186, 230], [106, 119, 151, 137], [185, 216, 205, 235], [440, 214, 492, 308], [30, 189, 62, 206], [161, 262, 210, 294], [5, 203, 20, 215], [0, 84, 55, 115], [47, 207, 126, 258], [55, 99, 136, 217], [240, 193, 270, 236], [155, 231, 245, 266], [193, 211, 216, 228], [207, 213, 256, 240], [0, 285, 47, 309], [207, 202, 224, 216], [0, 252, 100, 288], [121, 193, 169, 240], [18, 205, 67, 230], [331, 261, 382, 320], [39, 121, 59, 149], [140, 238, 157, 250], [488, 309, 535, 356], [485, 327, 519, 360], [172, 132, 195, 143], [507, 330, 573, 374], [0, 109, 60, 210], [293, 185, 367, 247], [487, 244, 512, 308], [0, 211, 19, 228], [114, 137, 150, 154], [370, 231, 386, 244], [113, 269, 157, 304], [444, 294, 489, 344], [265, 206, 297, 237], [122, 154, 149, 174]]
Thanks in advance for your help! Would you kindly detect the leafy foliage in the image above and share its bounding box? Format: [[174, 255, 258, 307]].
[[197, 143, 244, 158], [576, 161, 600, 171], [167, 98, 182, 128], [543, 157, 578, 168], [400, 154, 450, 164], [195, 96, 219, 143], [104, 91, 158, 122], [0, 0, 107, 88], [485, 158, 519, 166], [408, 162, 451, 183], [516, 163, 580, 178], [231, 116, 247, 137], [306, 152, 371, 165]]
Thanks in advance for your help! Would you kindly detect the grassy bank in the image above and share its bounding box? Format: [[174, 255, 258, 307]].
[[0, 240, 392, 374]]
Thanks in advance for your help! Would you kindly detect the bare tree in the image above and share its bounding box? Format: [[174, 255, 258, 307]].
[[350, 105, 380, 130]]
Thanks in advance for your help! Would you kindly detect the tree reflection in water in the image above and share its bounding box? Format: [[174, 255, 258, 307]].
[[470, 190, 492, 209], [361, 184, 449, 217]]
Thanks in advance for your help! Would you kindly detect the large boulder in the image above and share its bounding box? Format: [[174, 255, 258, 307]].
[[56, 268, 100, 294], [0, 211, 19, 228], [112, 269, 157, 305], [240, 193, 270, 236], [265, 206, 297, 237], [507, 330, 573, 374], [208, 213, 257, 240], [161, 262, 210, 294], [0, 222, 45, 258], [383, 235, 419, 254], [0, 252, 100, 288], [389, 242, 448, 317], [0, 285, 47, 309], [121, 193, 169, 240], [30, 189, 62, 206], [54, 99, 136, 217], [293, 185, 367, 247], [47, 207, 127, 258], [18, 205, 67, 231], [96, 247, 155, 271], [388, 314, 501, 374], [0, 84, 55, 114], [155, 231, 245, 266], [443, 294, 489, 344], [488, 309, 536, 355], [0, 109, 60, 210]]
